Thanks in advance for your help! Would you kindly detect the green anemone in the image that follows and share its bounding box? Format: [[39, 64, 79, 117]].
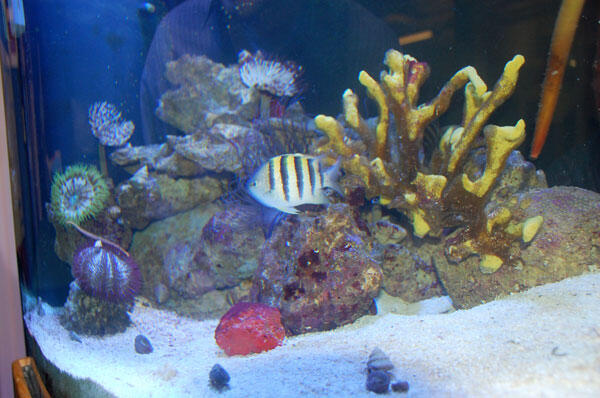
[[50, 164, 109, 226]]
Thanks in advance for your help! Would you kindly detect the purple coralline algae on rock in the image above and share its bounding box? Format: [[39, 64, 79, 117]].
[[129, 204, 253, 319], [155, 204, 263, 298], [251, 203, 382, 335], [193, 205, 265, 289]]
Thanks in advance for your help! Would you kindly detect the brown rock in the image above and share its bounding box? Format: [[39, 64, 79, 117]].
[[251, 204, 382, 335], [379, 243, 444, 302], [434, 186, 600, 308], [156, 54, 259, 134], [116, 170, 226, 229]]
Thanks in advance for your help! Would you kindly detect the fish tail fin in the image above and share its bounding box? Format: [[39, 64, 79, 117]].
[[323, 157, 343, 196]]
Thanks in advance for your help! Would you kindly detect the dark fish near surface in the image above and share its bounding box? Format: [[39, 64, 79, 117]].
[[247, 153, 342, 214]]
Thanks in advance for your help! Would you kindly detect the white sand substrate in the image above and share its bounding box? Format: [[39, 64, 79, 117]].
[[25, 272, 600, 397]]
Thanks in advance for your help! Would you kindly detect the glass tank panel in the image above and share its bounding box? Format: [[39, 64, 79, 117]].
[[2, 0, 599, 396]]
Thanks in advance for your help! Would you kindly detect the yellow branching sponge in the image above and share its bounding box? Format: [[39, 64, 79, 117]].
[[314, 50, 541, 273]]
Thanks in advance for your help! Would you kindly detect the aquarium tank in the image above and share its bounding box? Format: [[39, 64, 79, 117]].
[[2, 0, 600, 396]]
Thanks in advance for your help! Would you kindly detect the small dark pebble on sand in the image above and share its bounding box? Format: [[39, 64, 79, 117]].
[[209, 363, 230, 391], [134, 334, 153, 354], [366, 370, 390, 394], [391, 380, 410, 393]]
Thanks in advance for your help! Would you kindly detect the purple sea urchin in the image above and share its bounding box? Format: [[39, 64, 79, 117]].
[[50, 164, 109, 226], [72, 240, 141, 302], [239, 50, 302, 98]]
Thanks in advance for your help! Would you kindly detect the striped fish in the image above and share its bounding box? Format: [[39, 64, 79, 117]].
[[247, 153, 342, 214]]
